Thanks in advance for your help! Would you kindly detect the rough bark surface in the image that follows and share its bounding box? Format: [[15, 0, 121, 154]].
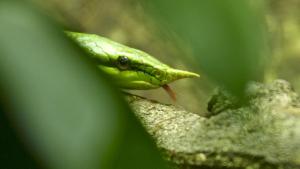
[[126, 80, 300, 169]]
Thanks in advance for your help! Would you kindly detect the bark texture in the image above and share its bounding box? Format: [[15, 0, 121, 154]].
[[126, 80, 300, 169]]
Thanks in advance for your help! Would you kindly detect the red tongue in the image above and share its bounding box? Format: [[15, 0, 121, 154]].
[[162, 84, 176, 101]]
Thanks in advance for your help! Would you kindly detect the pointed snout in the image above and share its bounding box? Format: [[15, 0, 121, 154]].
[[163, 68, 200, 84]]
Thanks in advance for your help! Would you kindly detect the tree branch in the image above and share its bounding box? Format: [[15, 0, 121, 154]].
[[126, 80, 300, 169]]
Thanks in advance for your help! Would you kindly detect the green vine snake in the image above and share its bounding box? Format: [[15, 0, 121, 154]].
[[66, 31, 199, 100]]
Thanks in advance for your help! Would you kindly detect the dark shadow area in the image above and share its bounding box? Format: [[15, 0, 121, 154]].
[[0, 107, 39, 169]]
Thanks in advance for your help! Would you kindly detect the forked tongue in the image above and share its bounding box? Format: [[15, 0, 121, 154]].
[[162, 84, 176, 101]]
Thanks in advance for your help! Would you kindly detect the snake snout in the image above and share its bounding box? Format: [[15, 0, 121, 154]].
[[164, 68, 200, 84]]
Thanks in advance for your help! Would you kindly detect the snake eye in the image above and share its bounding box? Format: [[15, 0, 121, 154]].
[[117, 56, 130, 70]]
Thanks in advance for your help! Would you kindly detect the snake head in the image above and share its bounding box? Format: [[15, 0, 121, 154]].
[[66, 31, 200, 90]]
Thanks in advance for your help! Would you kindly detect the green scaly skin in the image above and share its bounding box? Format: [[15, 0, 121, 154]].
[[66, 31, 199, 90]]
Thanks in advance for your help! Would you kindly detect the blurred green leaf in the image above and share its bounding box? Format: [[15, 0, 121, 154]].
[[0, 1, 168, 169], [145, 0, 266, 96], [0, 108, 39, 169]]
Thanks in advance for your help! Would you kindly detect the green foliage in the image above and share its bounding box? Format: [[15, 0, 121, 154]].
[[145, 0, 266, 96], [0, 1, 168, 169]]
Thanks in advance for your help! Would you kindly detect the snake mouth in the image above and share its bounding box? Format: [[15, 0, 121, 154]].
[[97, 65, 199, 100], [97, 65, 162, 89], [98, 65, 199, 88]]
